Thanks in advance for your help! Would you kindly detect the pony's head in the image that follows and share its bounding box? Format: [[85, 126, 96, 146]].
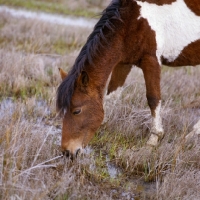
[[58, 68, 104, 158], [56, 0, 125, 159]]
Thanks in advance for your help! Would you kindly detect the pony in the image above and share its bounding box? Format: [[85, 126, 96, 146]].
[[57, 0, 200, 158]]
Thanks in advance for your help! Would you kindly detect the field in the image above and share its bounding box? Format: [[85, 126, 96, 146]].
[[0, 0, 109, 17], [0, 1, 200, 200]]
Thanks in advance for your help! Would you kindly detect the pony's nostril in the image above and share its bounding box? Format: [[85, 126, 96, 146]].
[[62, 150, 75, 161], [62, 150, 70, 158], [62, 149, 81, 160], [75, 149, 81, 157]]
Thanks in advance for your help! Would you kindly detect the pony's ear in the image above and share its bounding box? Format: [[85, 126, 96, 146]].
[[80, 71, 89, 87], [58, 68, 68, 80]]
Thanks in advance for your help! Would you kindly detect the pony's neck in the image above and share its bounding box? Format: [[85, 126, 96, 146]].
[[86, 38, 122, 96]]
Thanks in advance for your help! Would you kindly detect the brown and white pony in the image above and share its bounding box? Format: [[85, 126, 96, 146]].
[[57, 0, 200, 158]]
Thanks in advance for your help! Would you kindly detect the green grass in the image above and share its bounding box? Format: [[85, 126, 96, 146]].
[[0, 0, 98, 18]]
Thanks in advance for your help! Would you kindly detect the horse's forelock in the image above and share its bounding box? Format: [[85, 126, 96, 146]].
[[56, 73, 75, 113]]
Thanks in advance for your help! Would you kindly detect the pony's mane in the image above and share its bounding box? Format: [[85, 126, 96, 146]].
[[56, 0, 123, 113]]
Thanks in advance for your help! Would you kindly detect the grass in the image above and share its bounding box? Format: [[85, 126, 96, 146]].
[[0, 12, 91, 55], [0, 7, 200, 200], [0, 12, 91, 99], [0, 0, 110, 18]]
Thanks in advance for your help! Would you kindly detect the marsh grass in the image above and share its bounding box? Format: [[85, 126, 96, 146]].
[[0, 12, 91, 99], [0, 0, 110, 18], [0, 9, 200, 200], [0, 99, 138, 199], [101, 66, 200, 198], [0, 12, 91, 55], [0, 49, 57, 98]]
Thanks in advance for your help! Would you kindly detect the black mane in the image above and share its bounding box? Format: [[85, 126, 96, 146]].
[[56, 0, 123, 113]]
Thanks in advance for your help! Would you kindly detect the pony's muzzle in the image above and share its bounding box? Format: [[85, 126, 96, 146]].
[[62, 148, 81, 160]]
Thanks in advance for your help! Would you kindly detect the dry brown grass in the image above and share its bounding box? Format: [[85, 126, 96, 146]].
[[0, 0, 111, 17], [0, 12, 91, 54], [62, 0, 110, 10], [0, 8, 200, 200], [102, 66, 200, 199], [0, 12, 91, 98]]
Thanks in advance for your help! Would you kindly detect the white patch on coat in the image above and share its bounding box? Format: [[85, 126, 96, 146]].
[[151, 100, 164, 135], [136, 0, 200, 63]]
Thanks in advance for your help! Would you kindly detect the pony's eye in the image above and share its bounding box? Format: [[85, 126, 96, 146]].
[[73, 109, 82, 115]]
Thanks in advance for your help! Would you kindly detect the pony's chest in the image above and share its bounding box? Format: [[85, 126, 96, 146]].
[[136, 0, 200, 62]]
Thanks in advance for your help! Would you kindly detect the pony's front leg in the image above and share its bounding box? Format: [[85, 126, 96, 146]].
[[140, 55, 164, 146], [107, 63, 132, 94]]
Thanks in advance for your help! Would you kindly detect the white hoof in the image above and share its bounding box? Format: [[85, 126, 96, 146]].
[[185, 131, 195, 140], [146, 134, 159, 146], [185, 120, 200, 140]]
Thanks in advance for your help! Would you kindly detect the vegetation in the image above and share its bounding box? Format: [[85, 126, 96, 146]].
[[0, 5, 200, 200], [0, 0, 110, 17]]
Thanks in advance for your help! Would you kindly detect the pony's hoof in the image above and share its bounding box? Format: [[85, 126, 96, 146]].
[[185, 120, 200, 140], [185, 129, 200, 140], [146, 134, 159, 146]]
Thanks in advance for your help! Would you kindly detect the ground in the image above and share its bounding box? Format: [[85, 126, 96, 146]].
[[0, 1, 200, 199]]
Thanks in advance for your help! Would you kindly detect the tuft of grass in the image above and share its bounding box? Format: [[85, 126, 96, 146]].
[[0, 50, 58, 99]]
